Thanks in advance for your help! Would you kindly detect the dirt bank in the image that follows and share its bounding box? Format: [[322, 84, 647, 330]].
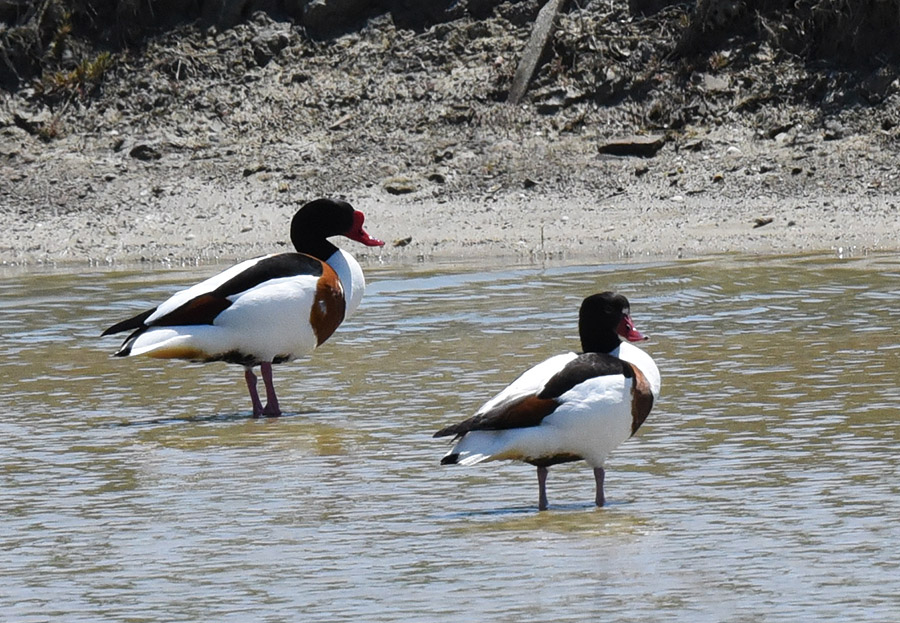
[[2, 3, 899, 266]]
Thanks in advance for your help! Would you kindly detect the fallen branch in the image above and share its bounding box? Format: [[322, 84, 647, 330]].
[[507, 0, 565, 105]]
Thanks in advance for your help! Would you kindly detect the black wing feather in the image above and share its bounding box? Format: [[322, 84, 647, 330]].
[[434, 352, 632, 438], [101, 307, 157, 336], [433, 394, 559, 437]]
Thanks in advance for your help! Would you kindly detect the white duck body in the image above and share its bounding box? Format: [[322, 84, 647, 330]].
[[443, 341, 660, 468], [120, 250, 360, 365]]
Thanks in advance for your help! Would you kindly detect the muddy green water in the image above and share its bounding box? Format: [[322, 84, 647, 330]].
[[2, 254, 899, 622]]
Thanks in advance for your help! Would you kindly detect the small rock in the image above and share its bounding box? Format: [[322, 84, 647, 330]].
[[823, 119, 844, 141], [767, 122, 795, 139], [753, 216, 774, 228], [533, 86, 585, 115], [383, 177, 417, 195], [251, 30, 290, 67], [683, 138, 704, 152], [701, 73, 729, 93], [130, 144, 161, 161], [433, 149, 454, 163], [243, 163, 269, 177], [12, 109, 52, 135], [393, 236, 412, 247], [598, 134, 666, 157]]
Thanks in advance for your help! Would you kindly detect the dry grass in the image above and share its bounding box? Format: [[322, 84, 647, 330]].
[[37, 50, 113, 99]]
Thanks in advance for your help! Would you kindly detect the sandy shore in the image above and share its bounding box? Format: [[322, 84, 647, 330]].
[[4, 131, 898, 269], [5, 190, 897, 269]]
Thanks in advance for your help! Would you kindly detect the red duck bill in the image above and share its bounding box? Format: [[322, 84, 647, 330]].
[[349, 211, 385, 247], [617, 314, 648, 342]]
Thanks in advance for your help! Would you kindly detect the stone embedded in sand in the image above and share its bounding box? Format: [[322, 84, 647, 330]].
[[383, 177, 418, 195], [129, 144, 162, 161], [597, 135, 666, 157]]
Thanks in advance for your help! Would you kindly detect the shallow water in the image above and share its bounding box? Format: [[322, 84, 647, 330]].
[[2, 253, 899, 622]]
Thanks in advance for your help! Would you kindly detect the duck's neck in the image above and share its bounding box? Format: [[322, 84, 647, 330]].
[[293, 236, 339, 262], [580, 333, 621, 355]]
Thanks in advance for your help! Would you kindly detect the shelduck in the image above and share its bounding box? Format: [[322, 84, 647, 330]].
[[435, 292, 660, 510], [102, 198, 384, 416]]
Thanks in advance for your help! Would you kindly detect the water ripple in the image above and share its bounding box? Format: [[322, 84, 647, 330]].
[[2, 254, 899, 622]]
